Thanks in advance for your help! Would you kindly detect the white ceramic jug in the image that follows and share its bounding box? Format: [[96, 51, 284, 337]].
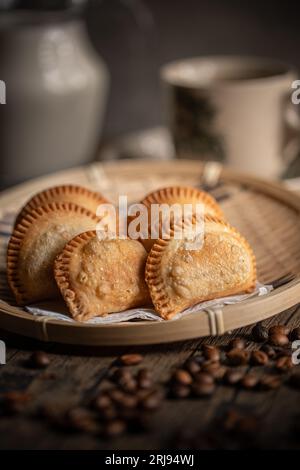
[[0, 5, 109, 188]]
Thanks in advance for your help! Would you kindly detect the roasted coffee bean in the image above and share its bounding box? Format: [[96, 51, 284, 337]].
[[241, 373, 259, 389], [112, 368, 133, 383], [137, 377, 153, 390], [194, 372, 214, 385], [192, 382, 215, 397], [275, 355, 293, 372], [251, 323, 269, 342], [140, 391, 163, 410], [229, 337, 246, 350], [269, 333, 289, 347], [260, 375, 282, 390], [118, 378, 138, 393], [93, 393, 112, 411], [269, 324, 290, 336], [170, 384, 191, 399], [201, 362, 224, 380], [289, 372, 300, 389], [193, 354, 206, 365], [251, 350, 269, 366], [261, 344, 277, 359], [120, 354, 143, 366], [202, 345, 220, 362], [224, 370, 244, 385], [184, 358, 201, 375], [173, 369, 193, 385], [108, 388, 126, 404], [29, 351, 50, 369], [118, 394, 138, 409], [103, 419, 126, 438], [210, 365, 227, 380], [202, 361, 220, 373], [66, 407, 99, 433], [290, 327, 300, 341], [227, 349, 249, 366], [137, 368, 152, 381], [1, 391, 31, 415]]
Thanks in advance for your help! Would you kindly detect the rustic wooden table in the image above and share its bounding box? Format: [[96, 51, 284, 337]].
[[0, 304, 299, 450]]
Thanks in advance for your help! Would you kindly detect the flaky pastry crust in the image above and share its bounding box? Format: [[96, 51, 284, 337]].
[[54, 231, 151, 321], [7, 202, 99, 305], [145, 215, 256, 319]]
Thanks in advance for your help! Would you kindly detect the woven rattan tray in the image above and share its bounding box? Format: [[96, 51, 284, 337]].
[[0, 159, 300, 346]]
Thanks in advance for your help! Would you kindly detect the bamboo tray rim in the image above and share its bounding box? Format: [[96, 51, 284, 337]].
[[0, 159, 300, 345]]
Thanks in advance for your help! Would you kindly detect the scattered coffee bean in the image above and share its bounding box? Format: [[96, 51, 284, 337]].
[[112, 368, 133, 383], [137, 376, 153, 390], [119, 354, 143, 366], [194, 372, 214, 385], [118, 377, 138, 393], [261, 344, 277, 359], [1, 391, 31, 415], [224, 370, 244, 385], [173, 369, 193, 385], [184, 358, 201, 375], [140, 391, 163, 410], [251, 350, 269, 366], [241, 374, 259, 389], [260, 375, 282, 390], [269, 325, 290, 336], [170, 384, 191, 399], [193, 354, 206, 365], [66, 407, 99, 433], [192, 382, 215, 397], [29, 351, 50, 369], [103, 419, 127, 438], [290, 327, 300, 341], [108, 388, 126, 404], [269, 333, 289, 347], [227, 349, 250, 366], [229, 337, 246, 350], [118, 394, 138, 409], [137, 368, 152, 381], [289, 372, 300, 389], [211, 365, 227, 380], [251, 323, 269, 342], [93, 393, 112, 411], [275, 355, 293, 372], [202, 345, 220, 362]]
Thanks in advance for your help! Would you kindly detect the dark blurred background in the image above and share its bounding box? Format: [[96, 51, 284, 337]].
[[1, 0, 300, 188], [85, 0, 300, 139]]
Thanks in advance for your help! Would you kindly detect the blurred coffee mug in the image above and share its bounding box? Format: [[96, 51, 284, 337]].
[[161, 56, 300, 178]]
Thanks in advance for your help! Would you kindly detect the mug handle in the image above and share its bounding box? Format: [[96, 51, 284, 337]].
[[282, 94, 300, 170]]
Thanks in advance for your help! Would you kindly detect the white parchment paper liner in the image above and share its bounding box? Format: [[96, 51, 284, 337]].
[[25, 282, 272, 324]]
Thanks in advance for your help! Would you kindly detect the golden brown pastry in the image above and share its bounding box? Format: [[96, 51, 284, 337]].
[[145, 216, 256, 319], [138, 185, 224, 251], [7, 203, 99, 305], [15, 184, 108, 226], [54, 231, 151, 321]]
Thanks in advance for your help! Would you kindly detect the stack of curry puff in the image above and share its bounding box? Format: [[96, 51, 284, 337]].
[[7, 184, 256, 321]]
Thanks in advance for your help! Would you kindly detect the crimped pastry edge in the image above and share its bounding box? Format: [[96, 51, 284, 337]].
[[140, 185, 224, 219], [7, 202, 99, 307], [145, 215, 257, 320], [15, 184, 108, 226]]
